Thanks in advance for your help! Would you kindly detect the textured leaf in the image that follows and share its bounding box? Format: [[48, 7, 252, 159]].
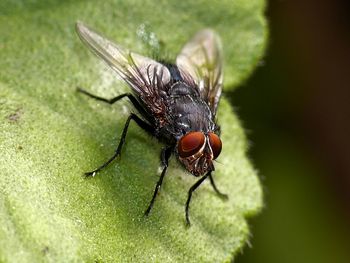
[[0, 0, 266, 262]]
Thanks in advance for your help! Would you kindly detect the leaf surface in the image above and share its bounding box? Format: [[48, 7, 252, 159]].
[[0, 1, 266, 262]]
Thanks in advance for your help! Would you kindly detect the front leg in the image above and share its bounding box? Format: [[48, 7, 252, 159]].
[[209, 173, 228, 199], [185, 173, 210, 226], [144, 146, 173, 215]]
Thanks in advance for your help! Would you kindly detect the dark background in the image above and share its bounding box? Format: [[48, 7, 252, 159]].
[[231, 0, 350, 262]]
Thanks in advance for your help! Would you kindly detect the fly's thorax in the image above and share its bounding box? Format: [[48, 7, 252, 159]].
[[177, 131, 222, 176], [162, 82, 216, 139], [168, 81, 200, 97]]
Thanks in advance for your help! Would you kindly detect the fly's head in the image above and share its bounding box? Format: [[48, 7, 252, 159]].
[[177, 131, 222, 176]]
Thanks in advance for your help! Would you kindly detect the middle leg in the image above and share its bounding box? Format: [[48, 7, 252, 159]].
[[84, 113, 154, 177]]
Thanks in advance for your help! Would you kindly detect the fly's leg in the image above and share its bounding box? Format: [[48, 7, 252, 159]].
[[208, 173, 228, 199], [144, 147, 173, 216], [78, 87, 132, 104], [84, 113, 154, 177], [77, 87, 150, 118], [185, 173, 210, 226]]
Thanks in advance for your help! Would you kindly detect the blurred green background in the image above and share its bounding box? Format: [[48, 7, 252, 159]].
[[232, 0, 350, 262]]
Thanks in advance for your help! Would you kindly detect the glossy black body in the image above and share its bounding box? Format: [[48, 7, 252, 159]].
[[76, 22, 227, 225], [138, 65, 217, 146]]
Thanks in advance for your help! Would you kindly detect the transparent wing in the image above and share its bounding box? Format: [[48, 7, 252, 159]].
[[76, 22, 171, 111], [176, 29, 223, 115]]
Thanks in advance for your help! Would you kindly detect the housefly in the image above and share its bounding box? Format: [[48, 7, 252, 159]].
[[76, 22, 228, 225]]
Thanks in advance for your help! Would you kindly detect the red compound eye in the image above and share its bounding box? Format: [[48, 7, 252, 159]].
[[178, 132, 205, 158], [208, 132, 222, 159]]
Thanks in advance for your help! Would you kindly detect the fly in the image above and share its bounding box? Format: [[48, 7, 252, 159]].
[[76, 22, 228, 225]]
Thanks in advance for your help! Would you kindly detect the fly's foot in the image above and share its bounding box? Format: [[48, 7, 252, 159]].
[[186, 217, 191, 227], [144, 209, 150, 217], [83, 170, 97, 178], [217, 192, 229, 200]]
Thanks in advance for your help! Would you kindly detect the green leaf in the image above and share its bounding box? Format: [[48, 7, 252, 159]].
[[0, 1, 266, 262]]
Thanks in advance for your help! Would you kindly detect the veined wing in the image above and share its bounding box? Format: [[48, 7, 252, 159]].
[[176, 29, 223, 115], [76, 22, 171, 117]]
